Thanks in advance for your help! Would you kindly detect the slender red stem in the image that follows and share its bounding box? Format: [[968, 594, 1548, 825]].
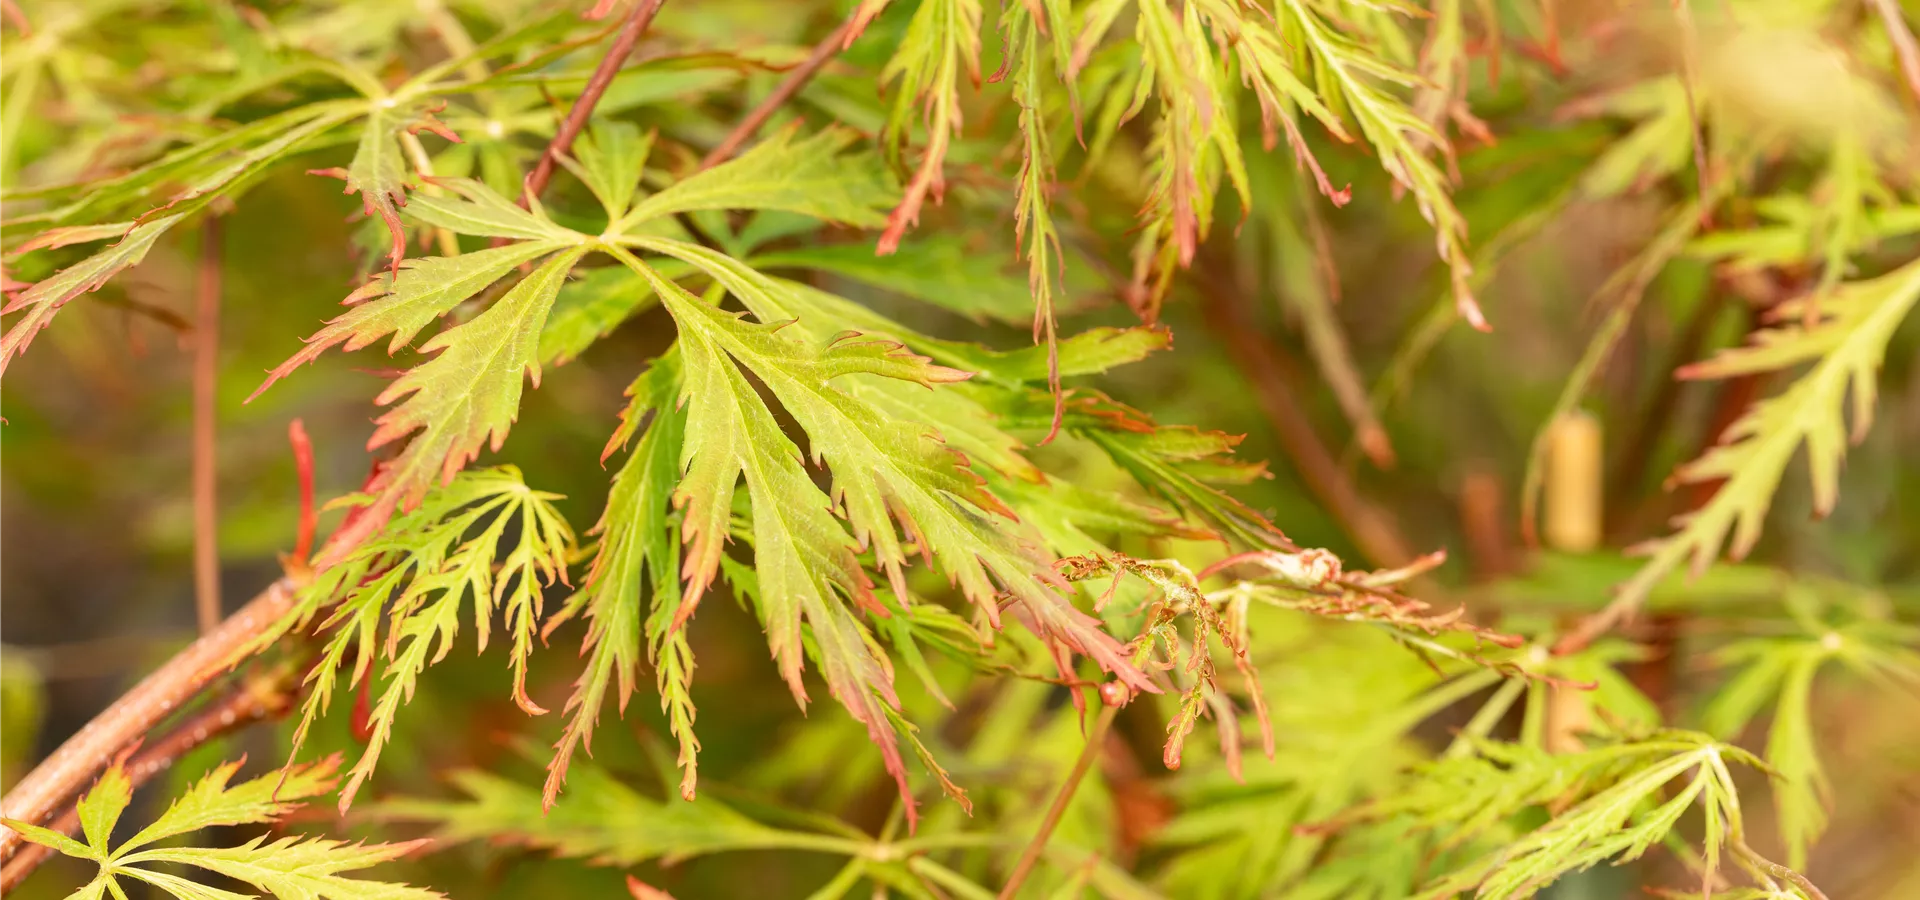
[[699, 17, 856, 171], [518, 0, 669, 207], [193, 219, 224, 634], [997, 702, 1118, 899], [288, 419, 316, 566]]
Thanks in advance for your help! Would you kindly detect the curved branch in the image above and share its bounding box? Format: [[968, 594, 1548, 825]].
[[0, 661, 298, 890], [518, 0, 670, 206], [0, 578, 299, 862], [700, 16, 856, 170]]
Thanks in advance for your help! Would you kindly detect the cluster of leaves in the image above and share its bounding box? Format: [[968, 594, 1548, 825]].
[[259, 466, 576, 811], [2, 756, 437, 900], [8, 0, 1920, 898]]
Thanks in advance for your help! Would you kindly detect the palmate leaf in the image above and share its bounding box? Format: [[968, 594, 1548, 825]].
[[3, 756, 439, 900], [617, 240, 1153, 687], [607, 253, 1151, 825], [1390, 734, 1820, 900], [271, 468, 575, 811], [1614, 258, 1920, 613], [1701, 599, 1920, 868]]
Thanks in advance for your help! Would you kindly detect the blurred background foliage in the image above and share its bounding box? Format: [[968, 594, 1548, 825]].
[[4, 0, 1920, 898]]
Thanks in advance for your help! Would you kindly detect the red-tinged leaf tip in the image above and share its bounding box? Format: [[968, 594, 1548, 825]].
[[513, 678, 549, 716], [627, 876, 679, 900], [409, 110, 463, 145], [845, 4, 885, 48], [880, 152, 947, 255], [10, 222, 136, 256], [586, 0, 618, 20], [1456, 290, 1491, 333]]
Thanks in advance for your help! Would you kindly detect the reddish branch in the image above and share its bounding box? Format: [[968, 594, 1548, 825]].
[[518, 0, 669, 207], [194, 219, 224, 634], [0, 665, 298, 891], [288, 420, 317, 566], [1195, 267, 1417, 570], [0, 579, 300, 863], [997, 702, 1120, 899], [699, 16, 857, 171]]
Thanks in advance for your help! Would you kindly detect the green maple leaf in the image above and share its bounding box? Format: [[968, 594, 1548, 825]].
[[265, 467, 575, 811], [619, 240, 1154, 688], [2, 756, 440, 900], [1615, 258, 1920, 613]]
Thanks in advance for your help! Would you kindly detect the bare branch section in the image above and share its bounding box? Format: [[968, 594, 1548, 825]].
[[518, 0, 670, 206], [700, 16, 857, 170], [0, 578, 299, 861]]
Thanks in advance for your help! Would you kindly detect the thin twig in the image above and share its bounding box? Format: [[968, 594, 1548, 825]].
[[518, 0, 669, 207], [700, 16, 856, 170], [0, 579, 300, 862], [288, 420, 317, 567], [1195, 264, 1417, 570], [0, 665, 299, 891], [194, 219, 224, 635], [1868, 0, 1920, 103], [996, 703, 1119, 900]]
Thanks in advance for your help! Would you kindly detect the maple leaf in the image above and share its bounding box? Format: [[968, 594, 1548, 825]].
[[620, 239, 1155, 690], [311, 99, 462, 276], [266, 468, 575, 811], [3, 756, 440, 900], [1608, 258, 1920, 622]]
